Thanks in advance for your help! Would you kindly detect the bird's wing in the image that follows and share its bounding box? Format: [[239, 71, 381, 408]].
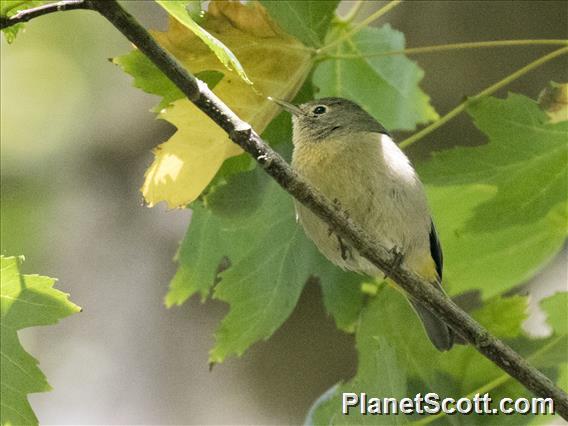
[[429, 220, 444, 280]]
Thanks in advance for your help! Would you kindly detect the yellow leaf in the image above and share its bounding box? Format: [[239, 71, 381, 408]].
[[155, 0, 253, 85], [142, 1, 313, 208], [142, 100, 243, 208]]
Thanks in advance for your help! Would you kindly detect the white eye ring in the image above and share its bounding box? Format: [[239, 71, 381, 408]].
[[313, 105, 327, 115]]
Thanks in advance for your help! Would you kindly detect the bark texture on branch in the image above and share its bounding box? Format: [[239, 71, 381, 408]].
[[0, 0, 87, 29], [3, 0, 567, 419]]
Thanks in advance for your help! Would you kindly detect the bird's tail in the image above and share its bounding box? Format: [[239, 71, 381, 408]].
[[409, 298, 454, 351], [408, 277, 462, 351]]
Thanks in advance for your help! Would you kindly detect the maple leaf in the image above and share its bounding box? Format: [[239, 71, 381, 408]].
[[116, 1, 314, 208], [1, 256, 80, 425]]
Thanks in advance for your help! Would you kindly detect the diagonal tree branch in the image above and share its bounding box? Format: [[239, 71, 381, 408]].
[[2, 0, 568, 419]]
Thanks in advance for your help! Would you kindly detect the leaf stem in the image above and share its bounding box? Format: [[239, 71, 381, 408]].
[[399, 46, 568, 148], [317, 0, 402, 54], [318, 39, 568, 60]]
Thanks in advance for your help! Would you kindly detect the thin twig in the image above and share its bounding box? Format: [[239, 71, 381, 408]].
[[399, 46, 568, 148], [318, 39, 568, 60], [317, 0, 402, 54], [0, 0, 87, 29], [3, 0, 568, 419]]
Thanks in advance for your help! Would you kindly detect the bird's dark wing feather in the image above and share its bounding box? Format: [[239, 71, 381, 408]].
[[413, 220, 455, 351], [429, 221, 443, 280]]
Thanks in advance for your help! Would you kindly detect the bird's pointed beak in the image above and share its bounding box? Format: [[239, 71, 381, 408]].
[[268, 97, 303, 116]]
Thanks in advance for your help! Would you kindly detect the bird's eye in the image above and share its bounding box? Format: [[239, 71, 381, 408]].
[[313, 105, 327, 115]]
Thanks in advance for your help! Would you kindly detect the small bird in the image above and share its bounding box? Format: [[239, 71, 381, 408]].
[[272, 96, 455, 351]]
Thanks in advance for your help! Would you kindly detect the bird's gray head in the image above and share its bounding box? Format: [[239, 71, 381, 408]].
[[271, 97, 390, 144]]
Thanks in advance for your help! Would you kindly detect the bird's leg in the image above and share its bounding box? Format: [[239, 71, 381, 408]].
[[337, 236, 353, 261], [327, 198, 353, 261], [328, 197, 348, 236]]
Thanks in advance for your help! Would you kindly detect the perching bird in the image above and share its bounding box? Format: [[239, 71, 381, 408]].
[[272, 97, 455, 351]]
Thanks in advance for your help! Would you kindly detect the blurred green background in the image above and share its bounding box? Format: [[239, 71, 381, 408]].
[[1, 1, 567, 424]]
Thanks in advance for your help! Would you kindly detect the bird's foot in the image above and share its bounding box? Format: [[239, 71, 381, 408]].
[[387, 246, 404, 276], [333, 198, 350, 218]]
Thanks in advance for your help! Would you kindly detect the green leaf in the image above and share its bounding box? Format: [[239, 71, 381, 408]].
[[310, 288, 412, 425], [207, 173, 363, 363], [441, 296, 530, 393], [112, 49, 223, 111], [260, 0, 340, 47], [1, 0, 49, 43], [429, 188, 565, 298], [532, 292, 568, 379], [0, 0, 39, 16], [164, 110, 294, 308], [209, 210, 313, 363], [310, 288, 566, 425], [516, 294, 567, 373], [165, 202, 227, 307], [420, 93, 568, 297], [313, 24, 438, 131], [205, 165, 269, 218], [428, 293, 566, 425], [541, 291, 567, 334], [558, 364, 568, 393], [317, 267, 365, 333], [427, 94, 568, 231], [155, 0, 253, 85], [167, 169, 365, 362], [314, 338, 409, 425], [471, 295, 528, 338], [1, 256, 80, 426]]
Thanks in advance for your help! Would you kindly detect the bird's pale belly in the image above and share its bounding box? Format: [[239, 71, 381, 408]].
[[292, 140, 434, 279], [294, 191, 405, 277]]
